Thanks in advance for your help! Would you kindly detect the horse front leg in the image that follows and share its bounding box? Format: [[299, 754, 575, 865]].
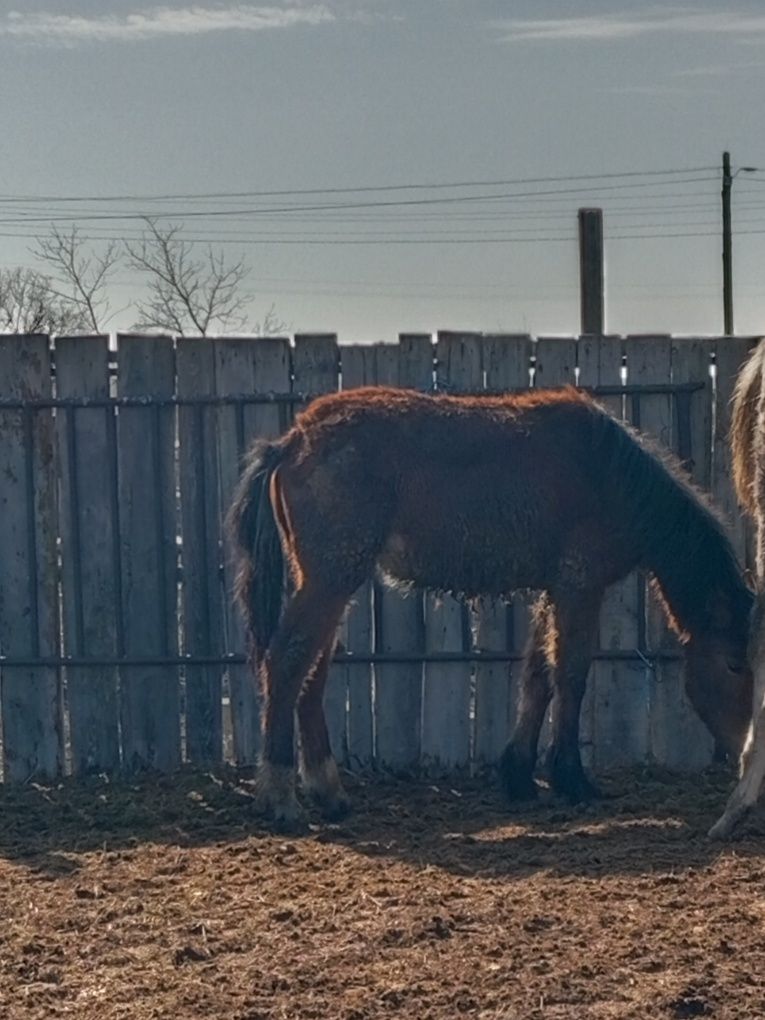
[[545, 593, 601, 803], [709, 651, 765, 839], [499, 595, 554, 801]]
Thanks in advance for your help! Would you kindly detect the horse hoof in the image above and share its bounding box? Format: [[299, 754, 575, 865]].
[[498, 746, 539, 803], [708, 807, 748, 841], [252, 761, 307, 831], [708, 818, 733, 841], [318, 792, 353, 822], [301, 758, 352, 820], [551, 770, 601, 804], [271, 807, 310, 835]]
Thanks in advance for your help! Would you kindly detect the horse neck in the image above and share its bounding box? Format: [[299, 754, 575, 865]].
[[642, 493, 750, 642]]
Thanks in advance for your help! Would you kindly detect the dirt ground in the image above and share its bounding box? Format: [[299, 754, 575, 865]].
[[0, 766, 764, 1020]]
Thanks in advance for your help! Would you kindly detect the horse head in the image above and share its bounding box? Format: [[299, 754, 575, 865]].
[[682, 601, 754, 763]]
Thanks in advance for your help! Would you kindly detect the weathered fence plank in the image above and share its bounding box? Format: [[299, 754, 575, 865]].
[[117, 334, 180, 773], [339, 343, 381, 769], [671, 337, 713, 488], [0, 334, 61, 782], [56, 335, 120, 775], [532, 338, 579, 761], [177, 339, 224, 764], [625, 336, 703, 769], [656, 338, 714, 768], [216, 337, 292, 765], [374, 334, 431, 772], [473, 334, 532, 765], [293, 335, 345, 760], [581, 335, 645, 769], [421, 332, 482, 771]]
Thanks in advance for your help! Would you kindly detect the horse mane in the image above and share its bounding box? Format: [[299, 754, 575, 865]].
[[591, 406, 752, 643], [296, 384, 592, 431], [730, 342, 765, 517]]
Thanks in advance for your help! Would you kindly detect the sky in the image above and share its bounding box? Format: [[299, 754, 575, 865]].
[[1, 0, 765, 341]]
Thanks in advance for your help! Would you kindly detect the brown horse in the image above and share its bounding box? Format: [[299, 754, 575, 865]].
[[228, 385, 753, 827], [710, 342, 765, 838]]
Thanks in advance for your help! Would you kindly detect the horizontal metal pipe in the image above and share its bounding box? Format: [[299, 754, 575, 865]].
[[0, 649, 681, 668]]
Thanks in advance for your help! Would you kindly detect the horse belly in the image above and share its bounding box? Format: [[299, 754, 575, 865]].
[[376, 524, 544, 598]]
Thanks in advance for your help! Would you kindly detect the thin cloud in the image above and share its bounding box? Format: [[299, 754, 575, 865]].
[[672, 61, 765, 77], [493, 9, 765, 44], [600, 84, 715, 96], [1, 5, 336, 45]]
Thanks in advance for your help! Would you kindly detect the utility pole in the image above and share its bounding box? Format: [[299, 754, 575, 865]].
[[722, 151, 733, 335], [578, 207, 604, 334], [721, 152, 758, 336]]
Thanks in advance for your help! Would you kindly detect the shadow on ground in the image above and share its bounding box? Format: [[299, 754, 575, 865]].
[[1, 763, 763, 882]]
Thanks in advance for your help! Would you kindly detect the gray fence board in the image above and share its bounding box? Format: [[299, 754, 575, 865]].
[[582, 336, 646, 769], [0, 335, 61, 781], [473, 334, 532, 765], [421, 332, 483, 771], [533, 338, 578, 761], [339, 343, 380, 769], [177, 338, 224, 764], [374, 335, 431, 771], [56, 335, 120, 775], [117, 334, 180, 773], [292, 335, 345, 759], [215, 336, 292, 765]]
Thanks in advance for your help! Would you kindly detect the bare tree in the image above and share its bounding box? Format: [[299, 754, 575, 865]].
[[33, 225, 120, 332], [0, 267, 90, 334], [125, 219, 252, 336], [255, 303, 288, 337]]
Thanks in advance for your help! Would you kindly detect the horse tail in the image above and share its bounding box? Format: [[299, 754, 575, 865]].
[[731, 342, 765, 517], [226, 436, 291, 666]]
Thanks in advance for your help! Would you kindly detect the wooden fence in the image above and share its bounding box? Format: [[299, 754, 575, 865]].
[[0, 331, 758, 783]]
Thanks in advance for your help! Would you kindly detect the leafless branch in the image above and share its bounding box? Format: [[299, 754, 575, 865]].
[[124, 219, 252, 336], [33, 225, 120, 332], [0, 267, 90, 335]]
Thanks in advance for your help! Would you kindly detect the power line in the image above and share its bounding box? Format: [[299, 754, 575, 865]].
[[0, 176, 719, 225], [0, 166, 718, 205]]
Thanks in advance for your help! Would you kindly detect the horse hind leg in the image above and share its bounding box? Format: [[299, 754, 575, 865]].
[[499, 595, 554, 802], [297, 641, 350, 820], [254, 584, 348, 829]]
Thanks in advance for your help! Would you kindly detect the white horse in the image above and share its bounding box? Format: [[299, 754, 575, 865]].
[[710, 340, 765, 839]]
